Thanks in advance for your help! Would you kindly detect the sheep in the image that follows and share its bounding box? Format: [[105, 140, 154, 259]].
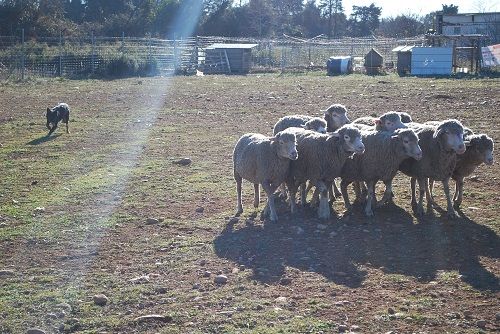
[[339, 128, 423, 216], [233, 128, 298, 222], [429, 133, 494, 209], [322, 103, 351, 131], [286, 125, 365, 220], [273, 115, 327, 135], [352, 111, 409, 133], [399, 119, 467, 218]]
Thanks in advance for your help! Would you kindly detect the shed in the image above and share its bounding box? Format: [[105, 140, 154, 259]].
[[203, 43, 258, 74], [364, 48, 383, 74], [392, 45, 414, 76], [411, 47, 453, 75]]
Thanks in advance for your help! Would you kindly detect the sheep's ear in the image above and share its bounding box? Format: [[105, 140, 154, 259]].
[[329, 132, 340, 138], [374, 119, 382, 126], [433, 127, 445, 139], [391, 134, 400, 140]]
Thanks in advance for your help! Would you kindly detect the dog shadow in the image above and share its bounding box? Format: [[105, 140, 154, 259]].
[[27, 134, 61, 145], [214, 202, 499, 291]]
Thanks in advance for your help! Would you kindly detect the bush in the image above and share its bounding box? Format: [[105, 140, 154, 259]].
[[105, 54, 139, 77]]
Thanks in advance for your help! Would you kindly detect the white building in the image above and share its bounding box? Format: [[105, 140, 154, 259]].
[[436, 12, 500, 43]]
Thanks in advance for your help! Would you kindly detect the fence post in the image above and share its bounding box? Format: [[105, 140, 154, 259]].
[[21, 29, 25, 80], [59, 31, 63, 77], [91, 31, 95, 74], [281, 45, 285, 73], [121, 31, 125, 53]]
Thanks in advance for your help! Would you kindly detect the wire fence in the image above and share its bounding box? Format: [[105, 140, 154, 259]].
[[0, 32, 426, 80]]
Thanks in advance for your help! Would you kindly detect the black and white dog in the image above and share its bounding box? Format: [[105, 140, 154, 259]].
[[46, 103, 70, 136]]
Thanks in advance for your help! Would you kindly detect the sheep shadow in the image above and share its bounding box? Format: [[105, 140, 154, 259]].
[[214, 202, 499, 291], [27, 134, 61, 145]]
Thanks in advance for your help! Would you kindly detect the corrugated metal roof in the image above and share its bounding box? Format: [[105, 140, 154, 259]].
[[207, 43, 258, 49], [392, 45, 415, 52]]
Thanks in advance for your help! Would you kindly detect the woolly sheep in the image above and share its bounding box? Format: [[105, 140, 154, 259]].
[[273, 115, 327, 135], [340, 128, 423, 216], [233, 129, 298, 222], [286, 125, 365, 220], [322, 103, 351, 132], [352, 111, 408, 133], [429, 133, 494, 209], [399, 119, 467, 218]]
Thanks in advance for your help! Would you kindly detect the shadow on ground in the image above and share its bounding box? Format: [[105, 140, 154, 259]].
[[214, 202, 499, 290], [27, 134, 61, 145]]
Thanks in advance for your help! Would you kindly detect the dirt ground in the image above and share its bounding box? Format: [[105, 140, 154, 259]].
[[0, 73, 499, 334]]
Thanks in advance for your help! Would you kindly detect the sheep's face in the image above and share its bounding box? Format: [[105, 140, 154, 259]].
[[434, 120, 466, 154], [393, 129, 422, 160], [469, 135, 494, 165], [304, 118, 327, 134], [274, 131, 298, 160], [398, 112, 413, 123], [376, 112, 406, 133], [335, 125, 365, 154], [324, 104, 350, 130]]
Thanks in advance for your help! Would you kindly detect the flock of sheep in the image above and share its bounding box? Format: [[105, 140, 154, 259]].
[[232, 104, 494, 222]]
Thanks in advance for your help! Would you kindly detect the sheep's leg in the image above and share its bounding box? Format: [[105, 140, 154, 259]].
[[328, 185, 336, 203], [428, 178, 438, 206], [377, 179, 393, 207], [316, 181, 330, 220], [415, 177, 426, 216], [253, 183, 260, 208], [310, 187, 320, 207], [424, 178, 434, 213], [65, 117, 70, 134], [277, 183, 287, 199], [364, 181, 375, 217], [287, 180, 298, 215], [47, 122, 58, 136], [300, 183, 308, 206], [353, 181, 362, 204], [332, 179, 342, 198], [340, 179, 352, 211], [410, 177, 418, 209], [235, 173, 243, 216], [261, 182, 279, 222], [442, 178, 458, 219], [453, 178, 464, 209]]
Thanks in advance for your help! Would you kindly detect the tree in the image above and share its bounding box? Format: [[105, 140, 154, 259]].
[[300, 0, 323, 37], [440, 4, 459, 14], [318, 0, 344, 38], [378, 14, 425, 38], [348, 3, 381, 37]]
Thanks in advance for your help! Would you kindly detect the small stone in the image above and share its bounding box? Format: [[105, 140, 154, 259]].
[[134, 314, 173, 323], [239, 264, 246, 271], [27, 329, 46, 334], [214, 275, 228, 284], [203, 271, 211, 277], [338, 324, 348, 332], [470, 175, 480, 181], [173, 158, 192, 166], [192, 283, 201, 289], [199, 259, 207, 266], [476, 320, 487, 329], [275, 296, 287, 304], [12, 199, 19, 204], [279, 277, 292, 285], [0, 269, 15, 276], [388, 307, 395, 314], [351, 325, 360, 331], [463, 310, 473, 319], [145, 218, 159, 225], [34, 207, 45, 213], [130, 275, 150, 284], [195, 207, 204, 213], [232, 268, 239, 274], [93, 294, 108, 306]]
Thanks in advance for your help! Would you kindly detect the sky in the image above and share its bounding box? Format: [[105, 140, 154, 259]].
[[339, 0, 500, 18]]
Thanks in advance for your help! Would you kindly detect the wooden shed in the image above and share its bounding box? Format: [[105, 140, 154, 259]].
[[392, 45, 414, 76], [203, 43, 258, 74], [364, 48, 383, 74]]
